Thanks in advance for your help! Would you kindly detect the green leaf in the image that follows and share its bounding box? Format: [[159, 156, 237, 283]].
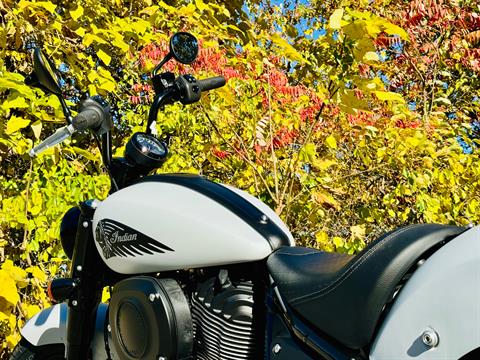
[[6, 117, 30, 134], [97, 49, 111, 66], [299, 143, 317, 162], [329, 9, 344, 30]]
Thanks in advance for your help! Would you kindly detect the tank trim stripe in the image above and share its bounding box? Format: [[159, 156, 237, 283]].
[[137, 174, 290, 250]]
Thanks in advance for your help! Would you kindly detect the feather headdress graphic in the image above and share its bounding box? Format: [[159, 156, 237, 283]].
[[95, 219, 174, 259]]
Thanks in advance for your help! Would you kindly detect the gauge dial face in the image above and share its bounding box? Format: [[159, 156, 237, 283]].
[[134, 133, 165, 158]]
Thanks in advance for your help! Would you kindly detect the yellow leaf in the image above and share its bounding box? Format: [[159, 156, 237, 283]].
[[271, 34, 310, 64], [18, 1, 56, 14], [36, 1, 56, 13], [325, 135, 337, 149], [350, 225, 366, 239], [329, 9, 344, 30], [382, 22, 409, 41], [315, 230, 329, 244], [2, 96, 28, 110], [88, 84, 97, 96], [70, 5, 83, 21], [364, 51, 380, 62], [313, 159, 337, 170], [139, 5, 160, 16], [313, 191, 340, 210], [75, 27, 86, 37], [31, 121, 42, 140], [0, 270, 19, 306], [102, 287, 110, 302], [6, 116, 30, 134], [333, 236, 344, 248], [374, 91, 405, 103], [98, 79, 115, 92], [27, 266, 48, 282], [97, 49, 111, 66], [6, 332, 21, 349], [195, 0, 208, 11], [25, 304, 41, 318]]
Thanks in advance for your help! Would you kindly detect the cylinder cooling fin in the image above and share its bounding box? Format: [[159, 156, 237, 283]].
[[109, 276, 193, 360], [192, 276, 256, 360]]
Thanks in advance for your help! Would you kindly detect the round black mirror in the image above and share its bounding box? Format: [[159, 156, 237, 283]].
[[169, 32, 198, 64], [33, 47, 62, 95]]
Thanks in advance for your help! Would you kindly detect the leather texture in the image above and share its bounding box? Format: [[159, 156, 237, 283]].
[[267, 224, 465, 349]]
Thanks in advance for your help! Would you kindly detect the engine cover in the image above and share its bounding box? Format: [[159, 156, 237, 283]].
[[192, 276, 255, 359], [109, 276, 193, 360]]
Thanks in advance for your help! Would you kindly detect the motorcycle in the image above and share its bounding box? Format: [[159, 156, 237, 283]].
[[11, 32, 480, 360]]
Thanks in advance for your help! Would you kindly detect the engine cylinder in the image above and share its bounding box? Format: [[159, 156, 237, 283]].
[[192, 277, 255, 360]]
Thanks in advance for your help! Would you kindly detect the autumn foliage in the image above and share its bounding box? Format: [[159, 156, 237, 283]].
[[0, 0, 479, 355]]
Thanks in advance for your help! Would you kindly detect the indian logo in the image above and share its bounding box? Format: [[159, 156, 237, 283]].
[[95, 219, 174, 259]]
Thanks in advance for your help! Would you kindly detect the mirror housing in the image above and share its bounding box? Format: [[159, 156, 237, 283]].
[[32, 47, 62, 95], [152, 32, 199, 75], [170, 32, 198, 64]]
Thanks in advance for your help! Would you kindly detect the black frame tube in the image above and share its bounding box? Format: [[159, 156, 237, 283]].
[[66, 201, 103, 360]]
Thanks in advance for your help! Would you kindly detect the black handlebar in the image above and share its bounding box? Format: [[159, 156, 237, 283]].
[[198, 76, 226, 92], [71, 97, 112, 135]]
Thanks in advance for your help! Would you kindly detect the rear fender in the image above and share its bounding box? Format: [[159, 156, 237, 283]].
[[370, 226, 480, 359]]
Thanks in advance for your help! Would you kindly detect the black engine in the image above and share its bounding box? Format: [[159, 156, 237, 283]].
[[109, 272, 256, 360]]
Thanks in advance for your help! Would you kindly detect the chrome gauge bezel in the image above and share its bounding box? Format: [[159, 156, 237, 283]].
[[125, 132, 168, 169], [131, 133, 166, 160]]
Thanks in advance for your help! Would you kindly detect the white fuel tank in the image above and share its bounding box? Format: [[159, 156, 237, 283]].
[[92, 174, 294, 274]]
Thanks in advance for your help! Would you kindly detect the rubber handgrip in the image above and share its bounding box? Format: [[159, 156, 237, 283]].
[[197, 76, 226, 92], [72, 108, 103, 131]]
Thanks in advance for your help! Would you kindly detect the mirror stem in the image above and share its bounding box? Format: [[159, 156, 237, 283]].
[[60, 97, 73, 124], [152, 53, 173, 76]]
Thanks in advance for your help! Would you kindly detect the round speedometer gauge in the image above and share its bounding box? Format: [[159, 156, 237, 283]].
[[125, 132, 168, 170]]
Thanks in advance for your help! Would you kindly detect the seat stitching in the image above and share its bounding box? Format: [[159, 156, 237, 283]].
[[289, 224, 421, 304]]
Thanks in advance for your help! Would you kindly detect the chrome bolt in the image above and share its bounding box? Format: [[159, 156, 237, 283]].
[[107, 324, 111, 332], [272, 343, 281, 354], [149, 293, 156, 302], [82, 221, 88, 228], [72, 300, 78, 306], [422, 328, 439, 347], [158, 357, 166, 360], [260, 214, 268, 224], [76, 265, 82, 272]]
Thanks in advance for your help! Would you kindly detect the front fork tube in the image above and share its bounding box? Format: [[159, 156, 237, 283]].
[[67, 201, 103, 360]]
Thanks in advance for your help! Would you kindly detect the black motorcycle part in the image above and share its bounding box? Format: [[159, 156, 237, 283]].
[[67, 200, 104, 360], [48, 278, 76, 303], [60, 206, 81, 259], [192, 275, 256, 359], [267, 223, 465, 349], [109, 276, 193, 360], [125, 132, 168, 171], [138, 174, 291, 250]]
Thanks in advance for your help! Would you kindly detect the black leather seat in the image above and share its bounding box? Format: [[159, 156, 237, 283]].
[[267, 224, 464, 349]]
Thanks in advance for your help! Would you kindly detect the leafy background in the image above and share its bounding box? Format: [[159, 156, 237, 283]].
[[0, 0, 479, 355]]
